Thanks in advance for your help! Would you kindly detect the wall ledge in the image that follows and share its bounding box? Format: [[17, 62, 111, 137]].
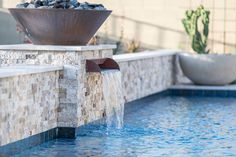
[[113, 49, 179, 62], [170, 84, 236, 91], [0, 65, 63, 78]]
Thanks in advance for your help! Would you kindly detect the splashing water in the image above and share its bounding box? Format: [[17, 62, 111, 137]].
[[101, 70, 124, 129]]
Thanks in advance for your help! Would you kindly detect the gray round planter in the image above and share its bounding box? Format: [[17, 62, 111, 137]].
[[179, 53, 236, 86]]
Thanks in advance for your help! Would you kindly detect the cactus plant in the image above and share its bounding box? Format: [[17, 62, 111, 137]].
[[182, 5, 210, 54]]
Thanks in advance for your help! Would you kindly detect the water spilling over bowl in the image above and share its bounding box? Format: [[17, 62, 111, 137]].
[[9, 8, 111, 45]]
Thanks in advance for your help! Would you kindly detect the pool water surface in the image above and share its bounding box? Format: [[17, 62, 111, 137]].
[[15, 96, 236, 157]]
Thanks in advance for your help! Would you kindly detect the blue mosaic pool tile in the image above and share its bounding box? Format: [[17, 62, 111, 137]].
[[169, 89, 236, 97], [215, 90, 227, 97], [191, 90, 204, 96], [0, 128, 57, 157], [227, 91, 236, 97], [57, 127, 76, 139], [27, 135, 40, 149]]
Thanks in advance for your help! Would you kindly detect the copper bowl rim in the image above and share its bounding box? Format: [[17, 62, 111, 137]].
[[9, 8, 112, 12], [8, 8, 112, 45]]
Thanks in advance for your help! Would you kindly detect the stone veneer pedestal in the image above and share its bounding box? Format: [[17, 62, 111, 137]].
[[0, 44, 116, 144], [0, 46, 182, 156]]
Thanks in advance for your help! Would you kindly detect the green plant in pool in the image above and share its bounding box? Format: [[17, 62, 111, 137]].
[[182, 5, 210, 54]]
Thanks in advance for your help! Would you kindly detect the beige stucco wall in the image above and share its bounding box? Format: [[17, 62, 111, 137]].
[[0, 0, 23, 8], [90, 0, 236, 53], [1, 0, 236, 53]]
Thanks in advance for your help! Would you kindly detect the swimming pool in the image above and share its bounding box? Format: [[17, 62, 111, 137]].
[[14, 95, 236, 157]]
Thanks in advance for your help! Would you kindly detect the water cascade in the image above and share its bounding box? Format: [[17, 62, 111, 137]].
[[86, 58, 124, 129], [101, 70, 124, 129]]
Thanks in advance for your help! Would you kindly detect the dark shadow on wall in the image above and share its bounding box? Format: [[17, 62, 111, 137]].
[[0, 9, 24, 44]]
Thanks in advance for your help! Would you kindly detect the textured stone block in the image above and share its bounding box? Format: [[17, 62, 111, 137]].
[[0, 72, 59, 146], [116, 55, 175, 102]]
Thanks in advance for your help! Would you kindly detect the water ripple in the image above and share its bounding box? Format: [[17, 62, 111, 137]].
[[15, 96, 236, 157]]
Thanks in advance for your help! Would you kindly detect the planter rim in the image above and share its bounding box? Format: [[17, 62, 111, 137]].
[[179, 52, 236, 85]]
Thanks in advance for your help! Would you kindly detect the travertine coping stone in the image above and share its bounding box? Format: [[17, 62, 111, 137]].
[[0, 44, 116, 51], [0, 65, 63, 78], [113, 49, 177, 62], [170, 84, 236, 90]]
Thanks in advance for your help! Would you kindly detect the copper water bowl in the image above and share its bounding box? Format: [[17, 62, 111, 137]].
[[9, 8, 111, 45]]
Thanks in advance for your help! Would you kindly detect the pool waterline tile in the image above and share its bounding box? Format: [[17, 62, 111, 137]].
[[0, 128, 58, 157], [169, 89, 236, 97]]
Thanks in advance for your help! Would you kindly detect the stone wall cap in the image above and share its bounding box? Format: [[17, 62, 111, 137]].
[[170, 84, 236, 91], [0, 44, 117, 52], [0, 65, 63, 78], [113, 49, 179, 62]]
